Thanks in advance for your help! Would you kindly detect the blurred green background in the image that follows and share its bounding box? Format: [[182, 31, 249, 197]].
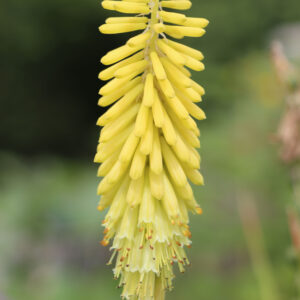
[[1, 0, 300, 299]]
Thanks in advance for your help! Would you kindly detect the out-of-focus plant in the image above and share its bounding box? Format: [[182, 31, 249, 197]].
[[271, 40, 300, 296], [271, 41, 300, 165], [238, 194, 280, 300]]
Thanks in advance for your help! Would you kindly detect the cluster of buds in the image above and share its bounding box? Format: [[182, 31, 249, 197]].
[[95, 1, 208, 299]]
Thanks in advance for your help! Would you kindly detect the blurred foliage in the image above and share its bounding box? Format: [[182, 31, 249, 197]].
[[1, 0, 300, 299]]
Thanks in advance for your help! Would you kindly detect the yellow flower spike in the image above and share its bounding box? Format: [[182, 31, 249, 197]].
[[96, 0, 208, 298]]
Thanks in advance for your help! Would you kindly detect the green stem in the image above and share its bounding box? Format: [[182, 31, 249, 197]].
[[148, 0, 160, 53], [238, 196, 280, 300]]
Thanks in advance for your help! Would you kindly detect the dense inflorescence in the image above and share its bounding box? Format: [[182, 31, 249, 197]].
[[95, 0, 208, 299]]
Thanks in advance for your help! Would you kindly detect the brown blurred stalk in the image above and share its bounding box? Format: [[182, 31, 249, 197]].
[[0, 293, 10, 300], [271, 41, 300, 165], [238, 195, 280, 300], [271, 40, 300, 296], [288, 208, 300, 257]]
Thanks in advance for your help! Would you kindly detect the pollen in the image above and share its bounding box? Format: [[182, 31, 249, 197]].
[[96, 0, 208, 299]]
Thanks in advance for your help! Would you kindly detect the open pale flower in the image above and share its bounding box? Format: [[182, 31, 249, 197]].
[[95, 0, 208, 299]]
